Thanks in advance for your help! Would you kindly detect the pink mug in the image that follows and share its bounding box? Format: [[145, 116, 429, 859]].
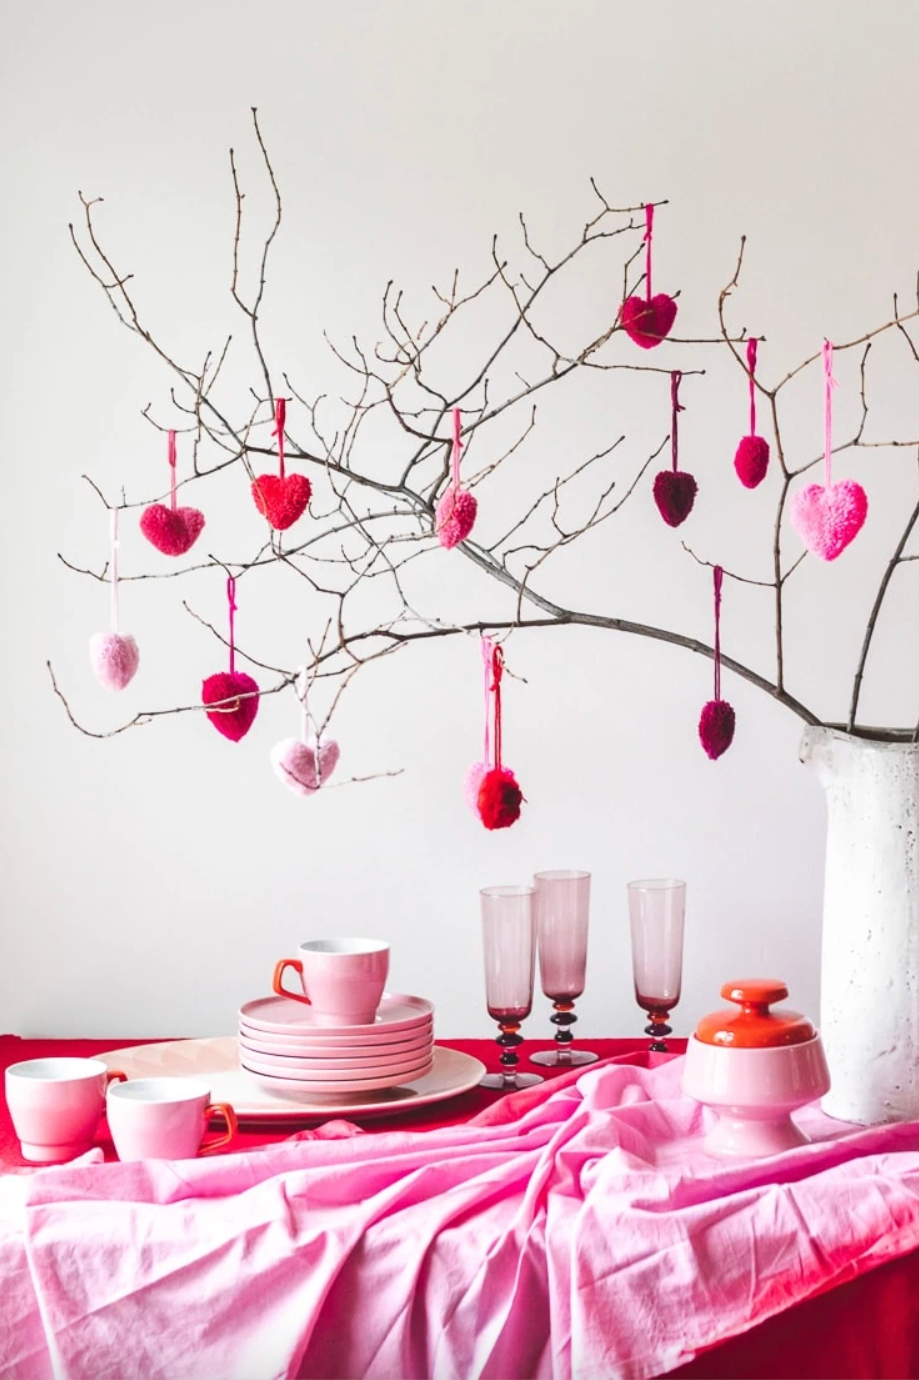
[[107, 1078, 237, 1161], [273, 937, 390, 1026], [5, 1058, 127, 1163]]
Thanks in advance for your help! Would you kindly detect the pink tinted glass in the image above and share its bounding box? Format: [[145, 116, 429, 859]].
[[534, 870, 590, 999], [480, 886, 537, 1021], [628, 879, 686, 1006]]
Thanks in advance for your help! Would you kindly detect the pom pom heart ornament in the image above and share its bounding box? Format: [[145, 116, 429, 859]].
[[733, 340, 770, 489], [468, 640, 524, 830], [435, 409, 477, 549], [621, 205, 677, 350], [477, 767, 523, 831], [653, 372, 698, 528], [201, 580, 260, 742], [252, 399, 311, 531], [271, 737, 340, 796], [698, 567, 735, 761], [140, 431, 205, 557], [90, 633, 139, 692], [790, 341, 868, 561]]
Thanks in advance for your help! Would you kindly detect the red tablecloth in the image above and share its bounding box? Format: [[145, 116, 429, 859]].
[[2, 1033, 918, 1379]]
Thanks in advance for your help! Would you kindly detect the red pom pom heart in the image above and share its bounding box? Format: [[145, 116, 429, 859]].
[[734, 435, 770, 490], [139, 504, 205, 557], [202, 671, 260, 742], [699, 699, 735, 760], [477, 766, 523, 831], [251, 474, 312, 531], [790, 480, 868, 562], [621, 294, 678, 350], [271, 737, 340, 795], [90, 632, 139, 692], [653, 470, 697, 528], [435, 486, 478, 549]]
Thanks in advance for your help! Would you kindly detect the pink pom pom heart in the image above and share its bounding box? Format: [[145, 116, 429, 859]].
[[653, 470, 697, 528], [790, 480, 867, 562], [89, 632, 139, 692], [463, 761, 487, 814], [271, 737, 340, 795], [435, 486, 478, 549], [139, 503, 206, 557], [699, 699, 735, 760], [621, 294, 677, 350], [734, 435, 770, 490], [202, 671, 260, 742], [251, 473, 312, 531]]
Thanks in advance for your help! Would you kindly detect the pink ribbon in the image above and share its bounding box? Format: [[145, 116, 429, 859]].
[[452, 409, 463, 490], [109, 507, 120, 633], [823, 340, 839, 489], [298, 665, 309, 744], [274, 399, 286, 480], [167, 430, 177, 512], [227, 577, 237, 675], [644, 203, 654, 302], [713, 566, 724, 701], [481, 635, 493, 768], [670, 371, 684, 472], [746, 339, 758, 437]]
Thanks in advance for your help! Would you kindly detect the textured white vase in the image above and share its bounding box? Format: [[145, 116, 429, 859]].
[[801, 725, 919, 1124]]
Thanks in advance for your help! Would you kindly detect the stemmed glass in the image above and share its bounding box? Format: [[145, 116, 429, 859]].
[[531, 870, 598, 1067], [627, 879, 686, 1052], [480, 886, 544, 1090]]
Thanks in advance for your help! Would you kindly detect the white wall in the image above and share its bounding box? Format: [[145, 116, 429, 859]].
[[3, 0, 919, 1041]]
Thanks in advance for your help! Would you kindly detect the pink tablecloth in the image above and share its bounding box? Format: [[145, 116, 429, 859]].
[[3, 1041, 919, 1379]]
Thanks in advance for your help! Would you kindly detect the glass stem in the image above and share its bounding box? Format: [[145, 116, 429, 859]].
[[550, 998, 577, 1059], [496, 1020, 523, 1078], [644, 1009, 672, 1054]]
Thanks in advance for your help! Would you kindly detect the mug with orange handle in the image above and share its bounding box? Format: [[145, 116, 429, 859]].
[[107, 1078, 239, 1161], [273, 938, 390, 1026]]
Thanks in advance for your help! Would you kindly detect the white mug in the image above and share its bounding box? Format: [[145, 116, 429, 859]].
[[6, 1058, 127, 1163], [273, 937, 390, 1026], [107, 1078, 237, 1161]]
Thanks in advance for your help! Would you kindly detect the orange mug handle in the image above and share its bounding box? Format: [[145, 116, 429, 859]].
[[273, 957, 312, 1006], [199, 1103, 238, 1156], [105, 1070, 127, 1087]]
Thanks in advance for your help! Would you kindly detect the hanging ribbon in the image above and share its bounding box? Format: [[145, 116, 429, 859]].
[[712, 565, 723, 701], [491, 645, 505, 770], [822, 340, 839, 489], [746, 339, 758, 437], [670, 370, 684, 471], [451, 408, 463, 491], [273, 399, 286, 480], [297, 665, 309, 744], [109, 506, 121, 634], [644, 203, 654, 303], [167, 430, 178, 512], [480, 635, 493, 767], [226, 577, 237, 675]]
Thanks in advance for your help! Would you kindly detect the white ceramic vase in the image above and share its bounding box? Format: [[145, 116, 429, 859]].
[[801, 725, 919, 1124]]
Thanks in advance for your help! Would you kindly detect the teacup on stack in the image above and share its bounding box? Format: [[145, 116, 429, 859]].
[[238, 938, 434, 1095]]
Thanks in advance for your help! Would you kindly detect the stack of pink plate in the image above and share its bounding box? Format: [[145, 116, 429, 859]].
[[237, 993, 435, 1096]]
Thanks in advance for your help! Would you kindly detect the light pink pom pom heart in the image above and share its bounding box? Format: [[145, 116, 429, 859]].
[[435, 486, 478, 549], [463, 761, 487, 814], [89, 632, 139, 692], [271, 737, 341, 796], [790, 479, 868, 561]]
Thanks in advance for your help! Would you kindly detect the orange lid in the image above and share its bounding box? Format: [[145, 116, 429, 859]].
[[695, 980, 816, 1048]]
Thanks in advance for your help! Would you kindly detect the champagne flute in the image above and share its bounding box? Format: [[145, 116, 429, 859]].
[[531, 870, 598, 1067], [627, 879, 686, 1052], [480, 886, 544, 1090]]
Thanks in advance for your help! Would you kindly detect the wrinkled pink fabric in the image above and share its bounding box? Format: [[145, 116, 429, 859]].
[[4, 1057, 919, 1380]]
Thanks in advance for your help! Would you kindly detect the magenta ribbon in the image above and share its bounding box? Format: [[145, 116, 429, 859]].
[[713, 565, 724, 701], [670, 371, 684, 471], [644, 203, 654, 302], [746, 339, 758, 437], [226, 577, 237, 675]]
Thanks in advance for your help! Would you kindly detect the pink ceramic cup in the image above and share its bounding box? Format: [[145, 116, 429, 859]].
[[273, 937, 390, 1026], [107, 1078, 237, 1161], [5, 1058, 127, 1163]]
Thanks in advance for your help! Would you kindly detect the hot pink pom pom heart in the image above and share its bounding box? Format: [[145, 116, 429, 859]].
[[202, 671, 260, 742], [699, 698, 735, 760], [89, 632, 139, 692], [435, 486, 478, 549], [621, 294, 678, 350], [653, 470, 698, 527], [734, 435, 770, 489], [271, 737, 340, 795], [139, 504, 205, 557], [251, 474, 312, 531], [790, 479, 867, 561]]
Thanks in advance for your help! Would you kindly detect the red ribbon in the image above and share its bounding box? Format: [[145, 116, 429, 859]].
[[273, 399, 287, 480]]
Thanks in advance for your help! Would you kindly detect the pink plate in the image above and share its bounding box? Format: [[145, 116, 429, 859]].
[[238, 1031, 433, 1066], [239, 1046, 432, 1079], [237, 1016, 433, 1052], [239, 992, 434, 1039], [241, 1055, 435, 1096]]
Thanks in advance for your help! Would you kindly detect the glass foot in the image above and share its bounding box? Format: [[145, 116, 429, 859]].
[[530, 1048, 599, 1067], [480, 1071, 544, 1090]]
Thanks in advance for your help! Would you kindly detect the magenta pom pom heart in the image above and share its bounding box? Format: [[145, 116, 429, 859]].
[[699, 699, 735, 760], [251, 474, 312, 531], [89, 632, 139, 692], [621, 294, 678, 350], [139, 504, 205, 557], [653, 470, 698, 527], [271, 737, 340, 795], [790, 479, 868, 561], [202, 671, 260, 742], [435, 486, 478, 549], [734, 435, 770, 490]]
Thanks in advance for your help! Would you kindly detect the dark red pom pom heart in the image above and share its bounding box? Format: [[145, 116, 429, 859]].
[[477, 767, 523, 831], [139, 504, 205, 557], [653, 470, 697, 527], [734, 435, 770, 490], [621, 294, 678, 349], [251, 474, 312, 531], [202, 671, 260, 742], [699, 699, 735, 760]]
